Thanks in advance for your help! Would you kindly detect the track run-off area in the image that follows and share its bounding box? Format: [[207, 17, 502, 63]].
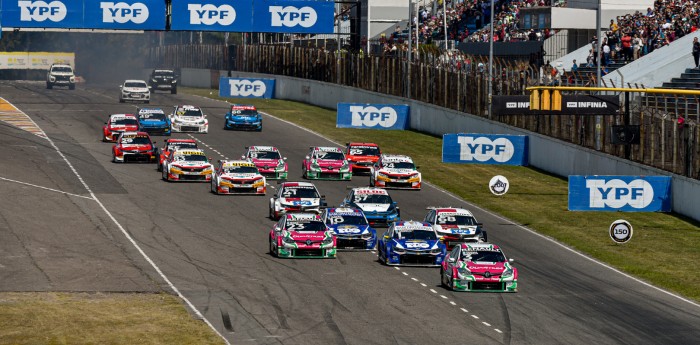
[[0, 81, 699, 345]]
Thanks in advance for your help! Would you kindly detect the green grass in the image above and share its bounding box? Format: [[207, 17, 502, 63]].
[[0, 292, 225, 345], [189, 88, 700, 301]]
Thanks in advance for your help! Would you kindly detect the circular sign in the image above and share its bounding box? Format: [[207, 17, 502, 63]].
[[489, 175, 510, 196], [609, 219, 633, 244]]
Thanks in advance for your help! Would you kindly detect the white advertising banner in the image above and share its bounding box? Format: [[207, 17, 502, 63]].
[[0, 52, 75, 70]]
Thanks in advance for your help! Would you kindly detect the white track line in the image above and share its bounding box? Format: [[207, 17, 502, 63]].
[[0, 176, 94, 200], [1, 99, 231, 345]]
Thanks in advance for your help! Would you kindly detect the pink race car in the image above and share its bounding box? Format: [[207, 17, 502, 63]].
[[302, 146, 352, 180], [242, 146, 288, 179], [440, 242, 518, 292], [269, 213, 337, 258]]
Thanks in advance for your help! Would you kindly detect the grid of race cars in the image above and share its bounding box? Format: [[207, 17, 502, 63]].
[[102, 103, 518, 293]]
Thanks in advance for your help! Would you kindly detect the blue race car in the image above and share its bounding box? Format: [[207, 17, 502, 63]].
[[341, 187, 399, 227], [377, 221, 446, 267], [322, 207, 377, 250], [225, 104, 262, 131], [137, 108, 171, 136]]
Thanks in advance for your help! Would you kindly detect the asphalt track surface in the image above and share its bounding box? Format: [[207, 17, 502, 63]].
[[1, 80, 699, 345]]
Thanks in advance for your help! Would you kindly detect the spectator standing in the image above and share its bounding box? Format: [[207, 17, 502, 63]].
[[571, 59, 578, 72], [692, 37, 700, 69], [633, 34, 643, 60], [621, 32, 633, 62]]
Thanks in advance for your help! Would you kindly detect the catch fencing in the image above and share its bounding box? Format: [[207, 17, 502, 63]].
[[148, 44, 700, 179]]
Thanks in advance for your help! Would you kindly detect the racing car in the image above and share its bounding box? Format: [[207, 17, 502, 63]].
[[137, 107, 171, 136], [119, 79, 150, 103], [440, 243, 518, 292], [112, 131, 157, 163], [161, 149, 213, 182], [377, 221, 446, 267], [210, 160, 266, 195], [242, 146, 288, 179], [269, 181, 326, 220], [269, 213, 336, 258], [345, 142, 381, 174], [369, 154, 421, 190], [156, 138, 198, 171], [102, 114, 139, 142], [424, 207, 487, 250], [302, 146, 352, 180], [224, 104, 262, 131], [170, 105, 208, 133], [341, 187, 400, 227], [322, 207, 376, 250]]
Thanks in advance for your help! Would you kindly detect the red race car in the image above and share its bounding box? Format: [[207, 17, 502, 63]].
[[345, 142, 381, 174], [102, 114, 139, 142], [156, 138, 198, 171], [112, 131, 157, 163]]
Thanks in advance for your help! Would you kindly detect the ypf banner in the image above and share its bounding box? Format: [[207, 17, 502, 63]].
[[219, 77, 275, 99], [170, 0, 253, 31], [253, 0, 335, 33], [0, 0, 166, 29], [442, 133, 529, 165], [568, 176, 672, 212], [336, 103, 410, 130]]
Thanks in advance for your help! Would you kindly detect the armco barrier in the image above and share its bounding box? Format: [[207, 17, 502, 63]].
[[178, 68, 700, 222]]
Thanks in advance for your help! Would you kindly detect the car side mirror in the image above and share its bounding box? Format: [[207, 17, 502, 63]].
[[416, 166, 421, 169], [384, 235, 389, 239], [447, 257, 456, 263], [305, 155, 310, 160], [509, 258, 515, 263], [241, 155, 246, 159], [283, 157, 287, 161]]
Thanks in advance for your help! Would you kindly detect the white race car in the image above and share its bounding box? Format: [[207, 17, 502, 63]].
[[119, 79, 150, 103], [269, 181, 326, 220], [370, 154, 421, 190], [161, 149, 213, 182], [211, 160, 266, 195], [170, 105, 209, 133], [423, 207, 486, 250]]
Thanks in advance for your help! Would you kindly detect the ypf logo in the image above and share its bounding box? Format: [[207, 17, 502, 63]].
[[585, 179, 654, 209], [457, 136, 514, 162], [349, 106, 398, 128], [188, 4, 236, 25], [101, 2, 149, 24], [228, 80, 266, 97], [269, 6, 317, 28], [18, 0, 67, 22]]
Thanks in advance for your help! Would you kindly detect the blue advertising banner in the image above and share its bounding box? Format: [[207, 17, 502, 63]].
[[336, 103, 410, 130], [170, 0, 254, 31], [219, 77, 275, 98], [252, 0, 335, 34], [83, 0, 166, 30], [442, 133, 529, 166], [568, 176, 672, 212], [1, 0, 84, 28]]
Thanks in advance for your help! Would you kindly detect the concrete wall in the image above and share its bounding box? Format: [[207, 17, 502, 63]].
[[180, 70, 700, 222]]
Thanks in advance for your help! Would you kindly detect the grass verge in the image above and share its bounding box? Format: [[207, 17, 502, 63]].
[[0, 292, 225, 345], [186, 87, 700, 302]]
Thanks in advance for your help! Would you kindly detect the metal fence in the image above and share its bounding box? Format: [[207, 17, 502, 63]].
[[148, 44, 700, 179]]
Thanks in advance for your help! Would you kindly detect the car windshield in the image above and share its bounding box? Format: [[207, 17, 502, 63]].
[[315, 151, 344, 160], [396, 230, 437, 240], [120, 136, 151, 145], [437, 215, 478, 226], [167, 143, 197, 151], [140, 112, 166, 120], [177, 109, 203, 117], [249, 150, 280, 160], [349, 146, 380, 156], [462, 250, 506, 263], [353, 194, 391, 204], [52, 66, 72, 73], [383, 161, 415, 170], [286, 221, 326, 232], [326, 214, 367, 225], [112, 118, 138, 125], [125, 82, 147, 88], [223, 166, 258, 174], [174, 154, 208, 162], [281, 187, 319, 198], [231, 109, 258, 116], [154, 71, 174, 77]]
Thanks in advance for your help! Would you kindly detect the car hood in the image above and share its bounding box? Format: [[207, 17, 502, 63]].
[[463, 261, 509, 274], [172, 162, 211, 168], [118, 144, 152, 151], [380, 168, 417, 175], [315, 159, 344, 167], [436, 225, 478, 235], [357, 203, 390, 213], [394, 239, 438, 250], [221, 173, 262, 180], [173, 115, 204, 122], [108, 124, 138, 131], [329, 224, 371, 235], [123, 87, 149, 92], [279, 198, 319, 206], [51, 72, 73, 76], [253, 158, 283, 167]]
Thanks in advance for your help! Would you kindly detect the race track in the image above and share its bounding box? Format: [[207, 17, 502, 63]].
[[1, 80, 699, 345]]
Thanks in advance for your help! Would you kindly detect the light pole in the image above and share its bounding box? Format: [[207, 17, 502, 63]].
[[487, 0, 494, 119], [595, 0, 602, 150]]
